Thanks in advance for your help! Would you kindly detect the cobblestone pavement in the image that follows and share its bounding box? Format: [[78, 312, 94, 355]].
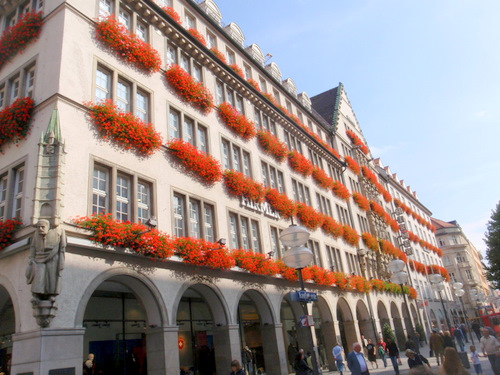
[[320, 342, 496, 375]]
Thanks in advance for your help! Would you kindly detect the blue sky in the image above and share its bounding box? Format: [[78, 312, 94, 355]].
[[211, 0, 500, 254]]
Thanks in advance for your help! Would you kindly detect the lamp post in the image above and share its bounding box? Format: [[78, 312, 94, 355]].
[[388, 259, 417, 346], [453, 282, 474, 345], [280, 225, 320, 375], [429, 274, 452, 331]]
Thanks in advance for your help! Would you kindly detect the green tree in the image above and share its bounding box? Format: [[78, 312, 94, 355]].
[[382, 322, 395, 342], [485, 201, 500, 289]]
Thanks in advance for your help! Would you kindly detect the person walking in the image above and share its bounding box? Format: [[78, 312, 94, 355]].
[[438, 347, 470, 375], [454, 325, 466, 352], [430, 329, 445, 366], [332, 342, 345, 375], [480, 327, 500, 375], [470, 344, 483, 375], [294, 352, 312, 375], [406, 349, 431, 371], [443, 331, 455, 350], [366, 339, 378, 369], [386, 337, 400, 375], [346, 342, 370, 375], [377, 337, 387, 368], [229, 360, 246, 375]]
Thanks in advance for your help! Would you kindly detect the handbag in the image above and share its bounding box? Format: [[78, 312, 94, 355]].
[[397, 357, 402, 365]]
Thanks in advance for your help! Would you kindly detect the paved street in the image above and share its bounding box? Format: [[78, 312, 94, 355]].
[[320, 342, 496, 375]]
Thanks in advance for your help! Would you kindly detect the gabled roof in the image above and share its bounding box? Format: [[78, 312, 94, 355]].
[[310, 86, 339, 127], [431, 217, 458, 229]]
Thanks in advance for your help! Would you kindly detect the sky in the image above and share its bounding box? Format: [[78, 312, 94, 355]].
[[210, 0, 500, 255]]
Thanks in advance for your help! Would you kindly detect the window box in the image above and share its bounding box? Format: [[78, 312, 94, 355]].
[[288, 151, 313, 177], [223, 170, 265, 202], [0, 219, 23, 251], [217, 102, 256, 139], [0, 97, 35, 151], [256, 130, 288, 162]]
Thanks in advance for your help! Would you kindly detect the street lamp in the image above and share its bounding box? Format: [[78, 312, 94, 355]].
[[388, 259, 418, 346], [429, 274, 452, 331], [452, 283, 475, 345], [280, 225, 319, 374]]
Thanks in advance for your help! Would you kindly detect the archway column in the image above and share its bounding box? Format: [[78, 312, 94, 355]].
[[321, 321, 337, 371], [261, 323, 288, 375], [146, 326, 179, 375], [213, 324, 240, 375], [344, 319, 360, 350], [11, 328, 85, 375]]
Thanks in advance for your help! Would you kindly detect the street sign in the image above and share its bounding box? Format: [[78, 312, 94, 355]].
[[300, 315, 315, 327], [289, 290, 318, 302]]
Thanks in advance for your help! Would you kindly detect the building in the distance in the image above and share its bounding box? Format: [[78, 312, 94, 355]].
[[432, 218, 496, 324], [0, 1, 449, 374]]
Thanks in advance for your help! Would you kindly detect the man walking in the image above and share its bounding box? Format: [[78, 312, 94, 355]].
[[347, 342, 370, 375], [430, 329, 445, 366], [332, 342, 345, 375], [480, 328, 500, 375]]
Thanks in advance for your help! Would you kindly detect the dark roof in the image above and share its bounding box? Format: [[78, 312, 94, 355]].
[[311, 87, 339, 126]]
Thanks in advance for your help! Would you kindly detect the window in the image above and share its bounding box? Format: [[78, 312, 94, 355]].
[[336, 204, 351, 226], [216, 79, 244, 109], [255, 109, 276, 135], [221, 139, 251, 176], [452, 236, 459, 244], [291, 179, 311, 205], [119, 7, 131, 30], [206, 32, 216, 49], [308, 239, 322, 267], [259, 77, 267, 93], [261, 162, 285, 193], [180, 52, 190, 74], [226, 49, 236, 65], [9, 75, 20, 102], [357, 214, 369, 233], [168, 107, 208, 152], [228, 212, 261, 251], [95, 64, 151, 121], [349, 177, 361, 193], [99, 0, 113, 18], [244, 64, 252, 79], [328, 164, 342, 181], [0, 163, 25, 220], [316, 193, 332, 216], [0, 175, 7, 220], [270, 226, 283, 258], [285, 100, 292, 113], [0, 85, 5, 110], [284, 130, 302, 154], [465, 269, 473, 280], [91, 162, 154, 223], [184, 12, 195, 29], [136, 21, 148, 42], [166, 43, 178, 66], [24, 66, 35, 98], [326, 245, 343, 272], [272, 89, 280, 104], [12, 166, 24, 219], [309, 149, 323, 169], [173, 194, 216, 241]]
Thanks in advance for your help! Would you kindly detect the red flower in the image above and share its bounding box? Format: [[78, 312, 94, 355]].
[[210, 47, 227, 63], [321, 215, 344, 238], [95, 16, 161, 73], [265, 188, 296, 219], [232, 249, 280, 276], [162, 7, 182, 24], [352, 192, 370, 211], [85, 100, 162, 156], [223, 170, 265, 202], [0, 219, 23, 251], [288, 151, 314, 176], [218, 102, 256, 139], [276, 260, 298, 282], [188, 28, 207, 46], [362, 232, 380, 252], [346, 129, 370, 155], [256, 130, 288, 162], [295, 203, 324, 231], [344, 155, 361, 175], [229, 63, 245, 78], [332, 180, 351, 201], [167, 139, 223, 184], [166, 65, 214, 114], [312, 167, 334, 190], [0, 97, 35, 152], [175, 237, 235, 269], [263, 92, 277, 105], [0, 11, 43, 71], [342, 224, 360, 246], [247, 78, 261, 92], [303, 265, 335, 286]]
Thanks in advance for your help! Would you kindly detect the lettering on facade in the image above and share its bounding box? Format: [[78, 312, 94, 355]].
[[240, 197, 280, 220], [48, 368, 75, 375]]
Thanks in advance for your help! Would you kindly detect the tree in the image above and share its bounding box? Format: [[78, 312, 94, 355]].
[[383, 322, 396, 343], [485, 201, 500, 289]]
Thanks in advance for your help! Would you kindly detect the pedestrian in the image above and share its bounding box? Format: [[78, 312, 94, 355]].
[[472, 322, 481, 341], [83, 353, 96, 375], [366, 339, 378, 369], [294, 352, 312, 375], [443, 331, 455, 350], [229, 359, 246, 375], [406, 349, 432, 372], [480, 327, 500, 375], [454, 325, 466, 352], [386, 337, 400, 375], [430, 329, 445, 366], [438, 347, 470, 375], [470, 344, 483, 375], [377, 337, 387, 368], [346, 342, 370, 375], [460, 323, 469, 343], [332, 342, 345, 375], [288, 343, 298, 370]]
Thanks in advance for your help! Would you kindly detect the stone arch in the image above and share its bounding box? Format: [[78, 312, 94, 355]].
[[337, 297, 357, 350], [0, 277, 20, 332], [390, 302, 405, 347], [356, 299, 376, 342], [377, 300, 390, 338], [75, 267, 167, 328], [312, 296, 336, 371]]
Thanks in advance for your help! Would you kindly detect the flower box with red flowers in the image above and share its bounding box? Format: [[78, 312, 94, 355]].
[[229, 63, 245, 78], [344, 155, 361, 175], [346, 129, 370, 155], [312, 167, 334, 190], [0, 97, 35, 152], [188, 28, 207, 46], [295, 203, 324, 231], [247, 78, 261, 92], [256, 130, 288, 162], [265, 188, 296, 219], [332, 180, 351, 201], [0, 219, 23, 251], [167, 139, 223, 184], [288, 151, 314, 176], [210, 47, 227, 63], [362, 232, 380, 252], [85, 100, 162, 156], [175, 237, 235, 270], [95, 16, 161, 73], [223, 170, 265, 202], [302, 265, 335, 286], [352, 192, 370, 211], [232, 249, 279, 276], [0, 11, 43, 71], [166, 64, 214, 114], [217, 102, 256, 139], [162, 6, 182, 24], [321, 215, 344, 238], [342, 224, 360, 246]]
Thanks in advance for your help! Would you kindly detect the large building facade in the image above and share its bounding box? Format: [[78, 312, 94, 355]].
[[0, 1, 449, 374]]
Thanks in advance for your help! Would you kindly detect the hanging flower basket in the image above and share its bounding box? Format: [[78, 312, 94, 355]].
[[223, 170, 265, 202], [265, 188, 296, 219], [256, 130, 288, 162], [85, 100, 162, 156], [95, 16, 161, 73], [217, 102, 256, 139], [0, 219, 23, 251], [0, 97, 35, 152], [188, 28, 207, 46], [167, 139, 223, 184], [0, 11, 43, 71], [288, 151, 314, 176], [165, 64, 214, 114]]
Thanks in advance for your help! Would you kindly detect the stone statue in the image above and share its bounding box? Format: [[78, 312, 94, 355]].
[[26, 220, 66, 327]]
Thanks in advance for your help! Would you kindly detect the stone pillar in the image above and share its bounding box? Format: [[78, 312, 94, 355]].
[[261, 323, 288, 375], [344, 319, 360, 351], [213, 324, 240, 375], [146, 326, 179, 375], [11, 328, 85, 375], [321, 321, 338, 371]]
